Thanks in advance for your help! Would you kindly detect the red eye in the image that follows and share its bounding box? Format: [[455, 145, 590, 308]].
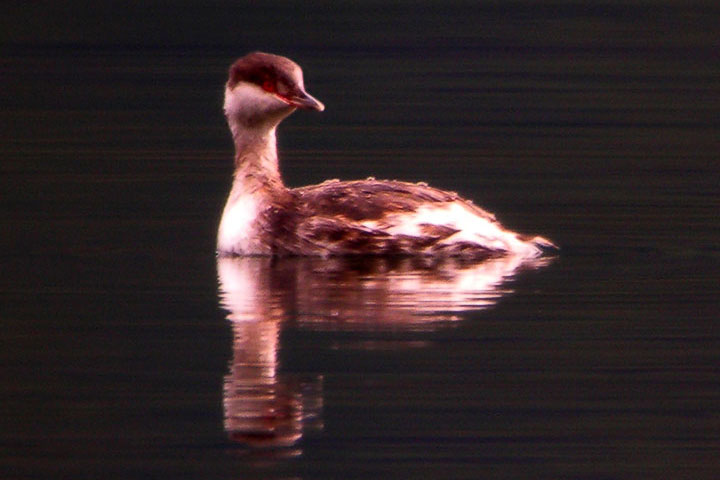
[[261, 79, 276, 93]]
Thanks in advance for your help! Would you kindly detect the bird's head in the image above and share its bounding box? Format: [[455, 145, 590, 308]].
[[223, 52, 324, 130]]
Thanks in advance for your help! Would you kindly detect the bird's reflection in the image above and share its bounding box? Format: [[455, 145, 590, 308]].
[[222, 315, 322, 450], [218, 255, 552, 448]]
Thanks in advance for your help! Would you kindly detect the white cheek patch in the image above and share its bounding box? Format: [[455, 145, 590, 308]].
[[224, 83, 289, 122], [224, 84, 264, 116]]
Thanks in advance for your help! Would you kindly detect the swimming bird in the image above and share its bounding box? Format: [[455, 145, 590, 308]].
[[217, 52, 556, 258]]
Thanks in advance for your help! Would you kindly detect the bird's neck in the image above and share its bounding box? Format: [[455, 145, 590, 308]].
[[229, 122, 286, 194]]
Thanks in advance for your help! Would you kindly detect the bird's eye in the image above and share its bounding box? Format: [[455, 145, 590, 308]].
[[261, 79, 276, 93]]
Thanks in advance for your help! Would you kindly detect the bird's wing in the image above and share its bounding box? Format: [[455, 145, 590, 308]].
[[294, 179, 495, 221], [288, 179, 507, 256]]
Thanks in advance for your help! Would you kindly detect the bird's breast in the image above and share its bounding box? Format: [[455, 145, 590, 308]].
[[217, 194, 268, 255]]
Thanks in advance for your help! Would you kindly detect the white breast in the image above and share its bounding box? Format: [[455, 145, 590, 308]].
[[217, 194, 264, 255]]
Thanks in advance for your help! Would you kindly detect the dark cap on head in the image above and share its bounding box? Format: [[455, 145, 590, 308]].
[[227, 52, 324, 111]]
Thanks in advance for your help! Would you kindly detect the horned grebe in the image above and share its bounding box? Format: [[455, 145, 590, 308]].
[[217, 52, 556, 258]]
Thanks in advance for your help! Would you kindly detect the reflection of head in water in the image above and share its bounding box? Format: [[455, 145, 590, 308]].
[[218, 255, 553, 447], [223, 318, 303, 448], [223, 314, 325, 449]]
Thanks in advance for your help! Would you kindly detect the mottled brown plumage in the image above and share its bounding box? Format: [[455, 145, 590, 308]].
[[217, 52, 556, 258], [236, 179, 506, 257], [285, 180, 495, 256], [295, 179, 466, 220]]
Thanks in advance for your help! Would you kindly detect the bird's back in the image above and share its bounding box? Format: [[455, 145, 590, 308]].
[[281, 179, 545, 258]]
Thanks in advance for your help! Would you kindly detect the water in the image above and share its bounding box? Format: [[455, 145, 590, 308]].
[[2, 2, 719, 478]]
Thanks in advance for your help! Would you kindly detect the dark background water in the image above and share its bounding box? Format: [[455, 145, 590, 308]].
[[2, 1, 719, 478]]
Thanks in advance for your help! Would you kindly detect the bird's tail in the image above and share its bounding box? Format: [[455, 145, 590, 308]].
[[530, 235, 559, 251]]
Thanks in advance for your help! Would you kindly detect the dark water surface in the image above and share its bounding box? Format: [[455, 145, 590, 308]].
[[2, 2, 719, 479]]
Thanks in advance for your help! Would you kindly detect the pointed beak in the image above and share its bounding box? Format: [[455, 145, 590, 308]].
[[288, 89, 325, 112]]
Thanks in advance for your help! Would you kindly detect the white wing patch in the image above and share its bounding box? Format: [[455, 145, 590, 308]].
[[362, 201, 542, 258]]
